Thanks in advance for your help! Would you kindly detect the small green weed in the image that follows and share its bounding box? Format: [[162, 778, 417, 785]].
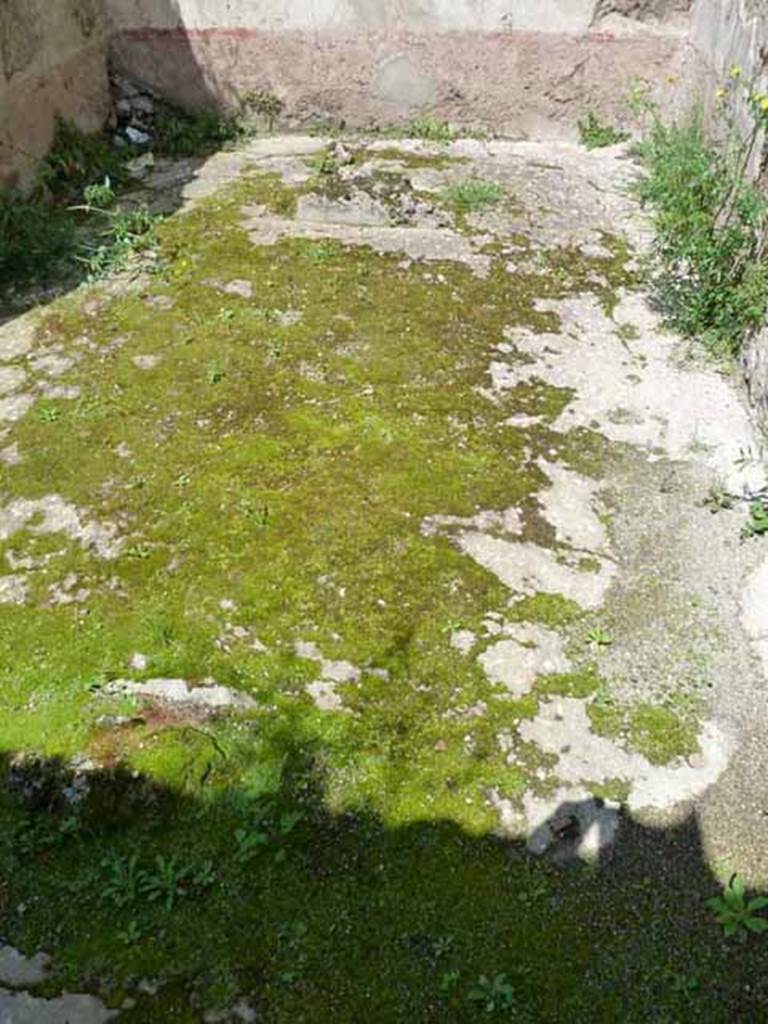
[[234, 827, 270, 863], [13, 814, 80, 857], [578, 111, 629, 150], [117, 919, 143, 946], [707, 874, 768, 937], [440, 970, 462, 995], [36, 405, 62, 424], [141, 854, 215, 912], [102, 851, 214, 912], [0, 191, 76, 286], [586, 627, 614, 647], [216, 306, 237, 324], [75, 203, 160, 279], [468, 973, 518, 1014], [407, 118, 455, 143], [82, 178, 116, 209], [702, 481, 736, 513], [240, 89, 285, 132], [308, 150, 343, 177], [443, 179, 505, 213], [234, 805, 303, 865], [102, 852, 146, 908], [741, 499, 768, 539]]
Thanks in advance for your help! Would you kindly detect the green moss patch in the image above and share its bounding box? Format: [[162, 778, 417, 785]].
[[0, 159, 742, 1021], [588, 699, 699, 766]]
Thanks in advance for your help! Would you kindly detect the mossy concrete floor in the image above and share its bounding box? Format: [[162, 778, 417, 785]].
[[1, 136, 768, 1021]]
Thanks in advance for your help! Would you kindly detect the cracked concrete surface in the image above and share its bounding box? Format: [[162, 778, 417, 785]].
[[2, 135, 768, 1004]]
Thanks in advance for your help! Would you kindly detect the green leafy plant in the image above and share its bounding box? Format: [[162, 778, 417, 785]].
[[153, 106, 247, 158], [140, 854, 215, 911], [635, 101, 768, 355], [36, 404, 62, 424], [234, 805, 303, 865], [0, 118, 137, 289], [102, 852, 147, 908], [76, 205, 160, 278], [468, 973, 517, 1013], [240, 89, 285, 132], [741, 499, 768, 539], [0, 190, 76, 286], [407, 118, 455, 143], [38, 116, 125, 198], [706, 874, 768, 937], [83, 178, 116, 209], [234, 827, 270, 864], [308, 149, 343, 176], [586, 627, 614, 647], [440, 970, 461, 995], [578, 111, 629, 150], [117, 919, 143, 946], [442, 179, 505, 213]]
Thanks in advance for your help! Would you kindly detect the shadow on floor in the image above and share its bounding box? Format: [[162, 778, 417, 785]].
[[1, 738, 765, 1023]]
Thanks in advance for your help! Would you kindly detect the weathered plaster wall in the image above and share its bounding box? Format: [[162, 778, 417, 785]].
[[107, 0, 691, 136], [692, 1, 768, 426], [691, 0, 768, 88], [689, 0, 768, 147], [0, 0, 111, 188]]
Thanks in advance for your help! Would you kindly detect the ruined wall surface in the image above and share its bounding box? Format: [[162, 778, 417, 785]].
[[107, 0, 691, 136], [692, 1, 768, 427], [690, 0, 768, 91], [687, 0, 768, 143], [0, 0, 111, 188]]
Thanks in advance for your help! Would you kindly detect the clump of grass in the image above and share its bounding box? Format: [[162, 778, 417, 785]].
[[153, 105, 250, 158], [578, 111, 629, 150], [407, 118, 455, 143], [442, 178, 505, 213], [37, 115, 126, 199], [634, 104, 768, 355]]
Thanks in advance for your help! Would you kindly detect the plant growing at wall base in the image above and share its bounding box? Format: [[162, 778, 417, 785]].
[[578, 111, 629, 150], [0, 191, 76, 285], [153, 105, 248, 158], [407, 118, 455, 143], [240, 89, 285, 132], [635, 100, 768, 356], [37, 117, 126, 198]]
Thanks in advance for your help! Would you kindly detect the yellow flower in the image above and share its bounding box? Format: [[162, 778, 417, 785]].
[[716, 87, 726, 98], [762, 97, 768, 112], [730, 65, 743, 78]]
